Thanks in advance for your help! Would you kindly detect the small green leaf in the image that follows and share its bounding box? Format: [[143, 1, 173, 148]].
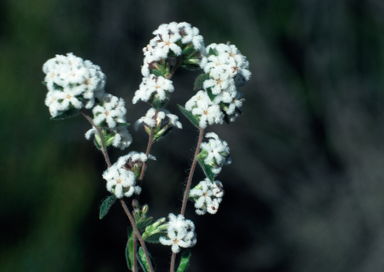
[[208, 48, 218, 56], [138, 247, 151, 272], [136, 217, 153, 232], [177, 250, 192, 272], [42, 81, 47, 86], [151, 69, 164, 77], [197, 157, 214, 182], [50, 108, 80, 120], [193, 74, 210, 91], [116, 123, 130, 127], [206, 88, 216, 101], [181, 63, 200, 71], [177, 104, 199, 128], [99, 194, 116, 219], [142, 231, 167, 243], [125, 227, 134, 270]]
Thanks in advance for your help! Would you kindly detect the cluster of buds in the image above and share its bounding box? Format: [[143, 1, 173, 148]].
[[189, 179, 224, 215]]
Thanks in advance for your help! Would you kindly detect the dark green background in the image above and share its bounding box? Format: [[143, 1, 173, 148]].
[[2, 0, 384, 271]]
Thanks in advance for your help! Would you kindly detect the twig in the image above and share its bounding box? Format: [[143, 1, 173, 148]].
[[181, 127, 204, 215], [80, 109, 111, 168], [120, 199, 155, 272]]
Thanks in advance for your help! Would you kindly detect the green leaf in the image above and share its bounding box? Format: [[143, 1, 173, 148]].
[[99, 194, 116, 219], [181, 63, 200, 71], [116, 123, 130, 127], [138, 247, 151, 272], [136, 217, 153, 232], [142, 231, 167, 244], [206, 88, 216, 101], [50, 108, 80, 120], [151, 69, 164, 77], [177, 250, 192, 272], [125, 227, 134, 270], [208, 48, 218, 56], [177, 104, 199, 128], [193, 74, 210, 91], [197, 157, 214, 182]]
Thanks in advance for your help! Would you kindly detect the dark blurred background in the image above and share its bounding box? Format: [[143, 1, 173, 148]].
[[2, 0, 384, 271]]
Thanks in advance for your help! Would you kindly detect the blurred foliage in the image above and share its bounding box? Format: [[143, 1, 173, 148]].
[[2, 0, 384, 272]]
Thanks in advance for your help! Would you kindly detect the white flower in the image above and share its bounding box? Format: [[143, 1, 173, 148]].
[[200, 132, 230, 165], [110, 126, 133, 150], [185, 90, 211, 111], [116, 151, 151, 169], [93, 94, 126, 128], [102, 166, 140, 198], [203, 67, 231, 95], [189, 179, 224, 215], [191, 102, 223, 128], [50, 87, 84, 112], [160, 213, 197, 253], [134, 108, 157, 129], [133, 75, 174, 104]]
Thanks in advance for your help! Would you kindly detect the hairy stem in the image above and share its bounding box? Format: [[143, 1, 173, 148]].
[[180, 127, 204, 215], [169, 127, 204, 272], [170, 252, 176, 272], [80, 109, 111, 168], [120, 199, 155, 272]]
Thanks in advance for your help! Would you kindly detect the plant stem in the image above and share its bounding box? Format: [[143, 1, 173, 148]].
[[81, 109, 153, 272], [169, 127, 204, 272], [180, 127, 204, 215], [80, 109, 111, 168], [120, 199, 155, 272], [170, 252, 176, 272]]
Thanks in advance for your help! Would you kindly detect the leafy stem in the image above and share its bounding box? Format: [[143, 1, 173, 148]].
[[81, 108, 154, 272]]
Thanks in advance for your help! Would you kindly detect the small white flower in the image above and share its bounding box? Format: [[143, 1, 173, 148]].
[[160, 213, 197, 253], [133, 75, 174, 104], [93, 94, 126, 128], [203, 67, 231, 95], [200, 132, 230, 165], [102, 166, 140, 198], [110, 126, 133, 150], [190, 179, 224, 215], [191, 102, 223, 129]]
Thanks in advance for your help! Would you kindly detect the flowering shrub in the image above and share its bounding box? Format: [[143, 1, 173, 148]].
[[42, 22, 251, 272]]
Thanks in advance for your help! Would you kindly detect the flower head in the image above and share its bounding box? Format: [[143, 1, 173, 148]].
[[159, 213, 197, 253]]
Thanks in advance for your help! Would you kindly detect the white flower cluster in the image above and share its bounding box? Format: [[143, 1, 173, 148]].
[[85, 94, 132, 150], [200, 132, 231, 175], [133, 74, 174, 104], [102, 165, 141, 199], [159, 213, 196, 253], [141, 22, 205, 77], [43, 53, 106, 117], [185, 90, 224, 128], [185, 43, 251, 125], [189, 179, 224, 215], [93, 94, 127, 128], [102, 152, 149, 198]]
